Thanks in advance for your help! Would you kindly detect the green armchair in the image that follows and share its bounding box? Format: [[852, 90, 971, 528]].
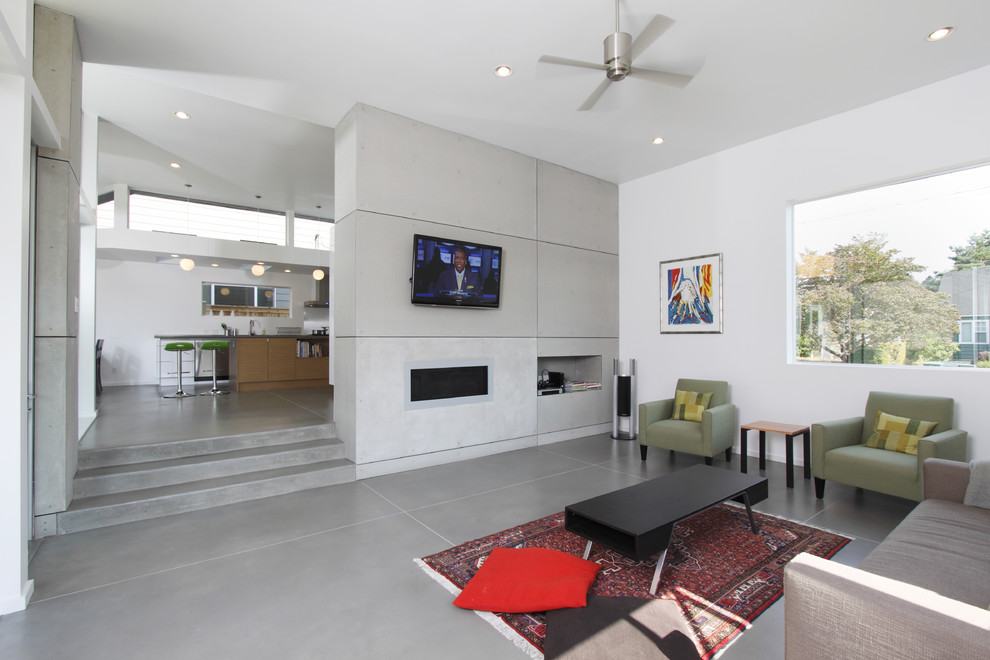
[[638, 378, 736, 465], [812, 391, 967, 501]]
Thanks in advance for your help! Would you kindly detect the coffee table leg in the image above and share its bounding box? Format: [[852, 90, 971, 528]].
[[582, 540, 593, 560], [650, 548, 668, 595], [743, 492, 760, 534]]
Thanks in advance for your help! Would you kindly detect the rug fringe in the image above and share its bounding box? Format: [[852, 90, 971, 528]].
[[414, 559, 544, 660]]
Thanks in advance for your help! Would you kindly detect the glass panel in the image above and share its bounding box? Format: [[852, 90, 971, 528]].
[[128, 193, 286, 245], [794, 163, 990, 367], [202, 283, 290, 312], [294, 217, 334, 251], [96, 199, 114, 229]]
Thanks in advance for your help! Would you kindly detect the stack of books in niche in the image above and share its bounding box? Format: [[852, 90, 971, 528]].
[[296, 341, 324, 358], [563, 381, 602, 392]]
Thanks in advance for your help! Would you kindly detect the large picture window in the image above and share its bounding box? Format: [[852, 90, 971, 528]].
[[793, 163, 990, 368]]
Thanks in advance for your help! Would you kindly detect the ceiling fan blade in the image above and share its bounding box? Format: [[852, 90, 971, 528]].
[[539, 54, 607, 72], [627, 14, 676, 62], [578, 78, 613, 111], [630, 66, 693, 88]]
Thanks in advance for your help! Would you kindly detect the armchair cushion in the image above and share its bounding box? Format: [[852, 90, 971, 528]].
[[864, 411, 937, 455], [671, 389, 712, 422]]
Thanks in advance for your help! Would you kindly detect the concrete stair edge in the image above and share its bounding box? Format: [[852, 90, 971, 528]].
[[73, 438, 346, 498], [78, 422, 336, 469], [58, 459, 356, 534]]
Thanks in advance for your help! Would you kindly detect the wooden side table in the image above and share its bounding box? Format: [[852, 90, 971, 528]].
[[740, 421, 811, 488]]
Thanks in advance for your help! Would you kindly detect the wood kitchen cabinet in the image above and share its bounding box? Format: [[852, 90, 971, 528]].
[[234, 337, 330, 391]]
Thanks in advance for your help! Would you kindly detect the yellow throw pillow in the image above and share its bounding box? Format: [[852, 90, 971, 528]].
[[864, 411, 938, 455], [671, 390, 713, 423]]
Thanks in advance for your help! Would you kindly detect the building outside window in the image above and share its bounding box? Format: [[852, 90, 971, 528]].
[[793, 163, 990, 368]]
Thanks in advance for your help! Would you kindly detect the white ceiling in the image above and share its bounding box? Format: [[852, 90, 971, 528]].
[[40, 0, 990, 219]]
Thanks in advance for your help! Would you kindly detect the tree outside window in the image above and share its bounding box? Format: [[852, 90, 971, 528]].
[[793, 163, 990, 368]]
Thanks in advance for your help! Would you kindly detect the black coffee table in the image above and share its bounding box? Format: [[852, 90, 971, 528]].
[[565, 465, 769, 594]]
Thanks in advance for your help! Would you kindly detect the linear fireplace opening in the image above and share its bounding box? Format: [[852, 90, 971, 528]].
[[405, 359, 494, 410]]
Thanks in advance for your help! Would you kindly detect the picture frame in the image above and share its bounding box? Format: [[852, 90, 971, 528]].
[[659, 253, 723, 334]]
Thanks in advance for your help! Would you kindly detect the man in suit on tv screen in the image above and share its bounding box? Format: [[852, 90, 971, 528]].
[[435, 246, 482, 298]]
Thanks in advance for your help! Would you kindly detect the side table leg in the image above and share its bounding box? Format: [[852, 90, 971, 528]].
[[582, 540, 592, 560], [649, 548, 668, 595], [740, 428, 749, 473], [786, 434, 795, 488], [803, 430, 811, 480], [759, 431, 767, 471]]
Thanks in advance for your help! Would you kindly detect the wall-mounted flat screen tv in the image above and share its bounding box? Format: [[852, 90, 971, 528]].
[[410, 234, 502, 308]]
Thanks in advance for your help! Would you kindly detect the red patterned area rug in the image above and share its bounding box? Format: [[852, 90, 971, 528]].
[[417, 504, 850, 659]]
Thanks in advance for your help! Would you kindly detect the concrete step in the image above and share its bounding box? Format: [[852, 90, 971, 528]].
[[73, 438, 346, 498], [58, 459, 356, 534], [78, 423, 335, 469]]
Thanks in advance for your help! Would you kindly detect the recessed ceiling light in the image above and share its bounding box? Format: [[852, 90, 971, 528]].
[[211, 263, 219, 267], [170, 254, 179, 258], [169, 161, 181, 169], [494, 65, 512, 77], [651, 137, 666, 145], [284, 269, 291, 273], [173, 111, 191, 120], [927, 27, 953, 41]]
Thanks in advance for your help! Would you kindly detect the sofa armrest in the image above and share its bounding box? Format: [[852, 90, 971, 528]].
[[638, 399, 673, 440], [811, 416, 864, 478], [784, 553, 990, 660], [918, 428, 967, 463], [702, 403, 736, 452], [923, 457, 971, 503]]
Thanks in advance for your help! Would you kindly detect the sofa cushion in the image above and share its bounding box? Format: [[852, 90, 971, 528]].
[[857, 498, 990, 609], [864, 411, 937, 455], [824, 444, 919, 486], [671, 390, 712, 422]]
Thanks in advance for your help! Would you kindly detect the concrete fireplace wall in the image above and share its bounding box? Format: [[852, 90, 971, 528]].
[[334, 105, 618, 477]]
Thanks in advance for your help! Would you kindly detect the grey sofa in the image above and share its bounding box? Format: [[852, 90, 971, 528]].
[[784, 458, 990, 659]]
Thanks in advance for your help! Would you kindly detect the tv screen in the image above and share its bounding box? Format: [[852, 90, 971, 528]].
[[411, 234, 502, 308]]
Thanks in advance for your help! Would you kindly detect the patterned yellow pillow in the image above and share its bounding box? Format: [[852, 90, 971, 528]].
[[864, 411, 937, 455], [671, 390, 713, 423]]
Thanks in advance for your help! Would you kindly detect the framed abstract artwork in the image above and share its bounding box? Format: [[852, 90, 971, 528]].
[[659, 253, 723, 334]]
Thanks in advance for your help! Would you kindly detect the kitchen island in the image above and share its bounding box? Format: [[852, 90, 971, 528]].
[[155, 334, 330, 393]]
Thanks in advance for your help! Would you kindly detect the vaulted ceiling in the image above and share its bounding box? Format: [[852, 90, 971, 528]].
[[41, 0, 990, 218]]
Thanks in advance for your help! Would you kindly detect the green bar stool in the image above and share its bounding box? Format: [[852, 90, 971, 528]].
[[199, 340, 230, 396], [163, 342, 196, 398]]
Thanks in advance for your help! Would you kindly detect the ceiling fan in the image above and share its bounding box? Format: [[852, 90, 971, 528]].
[[539, 1, 693, 111]]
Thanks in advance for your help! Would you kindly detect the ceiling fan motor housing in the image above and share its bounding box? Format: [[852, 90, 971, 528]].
[[604, 32, 631, 80]]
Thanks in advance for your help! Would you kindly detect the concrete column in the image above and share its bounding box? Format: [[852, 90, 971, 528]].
[[32, 5, 82, 518], [113, 182, 129, 230]]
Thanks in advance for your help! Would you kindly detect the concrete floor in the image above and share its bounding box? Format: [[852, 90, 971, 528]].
[[1, 391, 915, 659]]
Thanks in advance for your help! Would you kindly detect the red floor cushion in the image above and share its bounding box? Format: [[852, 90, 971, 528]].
[[453, 547, 601, 613]]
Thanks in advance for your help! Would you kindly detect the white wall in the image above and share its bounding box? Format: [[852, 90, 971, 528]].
[[620, 64, 990, 464], [0, 0, 36, 617], [96, 260, 327, 386]]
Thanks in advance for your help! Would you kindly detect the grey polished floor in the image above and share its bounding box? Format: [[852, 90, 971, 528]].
[[80, 385, 334, 449], [2, 402, 914, 659]]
